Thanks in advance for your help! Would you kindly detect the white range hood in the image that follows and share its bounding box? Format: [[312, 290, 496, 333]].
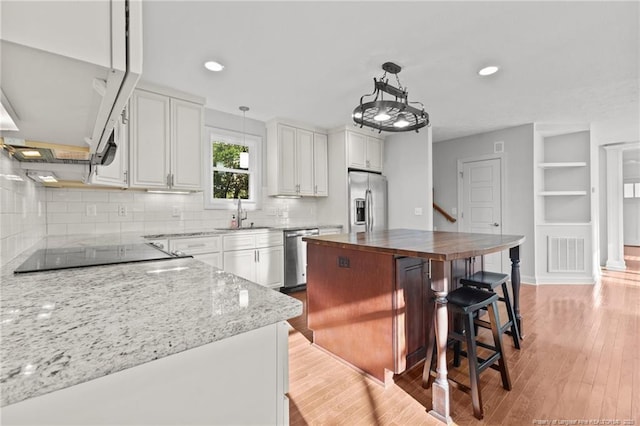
[[0, 0, 142, 182]]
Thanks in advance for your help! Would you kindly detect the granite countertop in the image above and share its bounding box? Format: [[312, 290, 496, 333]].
[[0, 237, 302, 407], [303, 228, 525, 261], [143, 224, 344, 239]]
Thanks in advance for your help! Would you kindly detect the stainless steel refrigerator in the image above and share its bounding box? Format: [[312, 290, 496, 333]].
[[348, 171, 388, 232]]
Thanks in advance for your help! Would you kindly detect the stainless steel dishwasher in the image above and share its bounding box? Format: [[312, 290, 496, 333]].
[[283, 227, 319, 292]]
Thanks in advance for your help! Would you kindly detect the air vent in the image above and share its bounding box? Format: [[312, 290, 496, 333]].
[[548, 236, 585, 272]]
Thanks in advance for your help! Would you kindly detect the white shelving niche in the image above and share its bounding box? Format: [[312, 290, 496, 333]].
[[533, 124, 595, 284]]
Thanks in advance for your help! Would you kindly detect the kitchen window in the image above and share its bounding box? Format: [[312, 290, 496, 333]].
[[204, 127, 261, 209]]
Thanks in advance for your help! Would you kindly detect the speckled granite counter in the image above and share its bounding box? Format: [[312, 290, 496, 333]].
[[0, 236, 302, 407]]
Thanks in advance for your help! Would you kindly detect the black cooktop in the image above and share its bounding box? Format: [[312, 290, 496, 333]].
[[14, 243, 191, 274]]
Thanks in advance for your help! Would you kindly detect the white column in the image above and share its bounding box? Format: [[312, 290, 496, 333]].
[[604, 146, 626, 270]]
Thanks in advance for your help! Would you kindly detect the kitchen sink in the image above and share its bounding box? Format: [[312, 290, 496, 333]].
[[215, 226, 272, 231]]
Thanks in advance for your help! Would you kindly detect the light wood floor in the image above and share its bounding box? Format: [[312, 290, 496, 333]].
[[287, 246, 640, 425]]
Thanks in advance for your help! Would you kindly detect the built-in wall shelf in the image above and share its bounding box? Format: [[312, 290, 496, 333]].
[[538, 162, 587, 168], [539, 190, 587, 196]]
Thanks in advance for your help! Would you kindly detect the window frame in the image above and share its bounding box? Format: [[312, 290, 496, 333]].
[[204, 127, 262, 210]]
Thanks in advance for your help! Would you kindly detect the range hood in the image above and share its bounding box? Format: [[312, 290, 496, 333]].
[[0, 0, 142, 183]]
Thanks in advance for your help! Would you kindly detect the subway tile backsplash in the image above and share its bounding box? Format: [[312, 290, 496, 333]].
[[0, 153, 47, 266], [42, 188, 318, 237]]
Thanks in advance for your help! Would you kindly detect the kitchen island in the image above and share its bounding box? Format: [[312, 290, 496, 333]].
[[303, 229, 525, 424], [0, 235, 302, 425]]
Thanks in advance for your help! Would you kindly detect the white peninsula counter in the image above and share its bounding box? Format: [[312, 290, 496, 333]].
[[0, 236, 302, 425]]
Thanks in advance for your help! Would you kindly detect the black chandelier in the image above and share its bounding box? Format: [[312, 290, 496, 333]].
[[352, 62, 429, 133]]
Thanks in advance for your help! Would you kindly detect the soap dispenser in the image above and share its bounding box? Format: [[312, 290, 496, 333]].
[[230, 214, 237, 228]]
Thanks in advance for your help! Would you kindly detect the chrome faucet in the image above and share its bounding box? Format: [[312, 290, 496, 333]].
[[236, 197, 247, 228]]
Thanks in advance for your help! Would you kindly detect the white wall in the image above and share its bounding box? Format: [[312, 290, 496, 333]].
[[623, 149, 640, 245], [0, 151, 47, 266], [433, 124, 535, 282], [384, 127, 433, 230]]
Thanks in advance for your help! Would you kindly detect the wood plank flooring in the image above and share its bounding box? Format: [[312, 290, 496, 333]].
[[286, 247, 640, 425]]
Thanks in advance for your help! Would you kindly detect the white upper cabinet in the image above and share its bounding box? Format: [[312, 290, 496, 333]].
[[296, 129, 315, 195], [313, 133, 329, 196], [129, 85, 204, 191], [347, 131, 384, 172], [171, 99, 203, 190], [267, 121, 329, 197], [90, 107, 129, 187]]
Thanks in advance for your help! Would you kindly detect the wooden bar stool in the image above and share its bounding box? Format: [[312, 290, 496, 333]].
[[460, 271, 521, 349], [424, 286, 512, 420]]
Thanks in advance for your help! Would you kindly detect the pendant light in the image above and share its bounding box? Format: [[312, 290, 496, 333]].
[[352, 62, 429, 133], [239, 106, 249, 169]]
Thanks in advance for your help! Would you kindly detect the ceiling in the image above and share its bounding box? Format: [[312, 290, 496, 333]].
[[142, 1, 639, 142]]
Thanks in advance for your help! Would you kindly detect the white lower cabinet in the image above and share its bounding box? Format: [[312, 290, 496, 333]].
[[257, 246, 284, 288], [169, 236, 222, 269], [2, 322, 290, 426], [223, 249, 258, 282], [222, 231, 284, 289]]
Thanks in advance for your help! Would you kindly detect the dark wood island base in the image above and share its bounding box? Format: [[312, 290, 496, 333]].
[[307, 245, 433, 385], [304, 229, 525, 423]]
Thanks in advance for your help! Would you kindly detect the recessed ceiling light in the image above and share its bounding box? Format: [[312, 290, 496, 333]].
[[478, 65, 499, 76], [204, 61, 224, 72]]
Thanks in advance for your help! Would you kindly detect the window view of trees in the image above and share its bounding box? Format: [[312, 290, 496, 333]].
[[212, 142, 250, 199]]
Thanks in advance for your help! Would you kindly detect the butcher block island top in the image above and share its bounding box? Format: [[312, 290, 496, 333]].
[[303, 228, 525, 260]]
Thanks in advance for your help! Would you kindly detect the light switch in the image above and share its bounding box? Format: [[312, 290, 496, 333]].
[[451, 207, 457, 215]]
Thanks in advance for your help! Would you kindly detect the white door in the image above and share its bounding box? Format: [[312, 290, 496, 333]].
[[223, 249, 257, 282], [170, 99, 203, 190], [313, 133, 328, 196], [461, 158, 502, 272], [347, 131, 367, 169], [277, 124, 297, 195], [256, 246, 284, 288], [129, 90, 170, 188], [296, 129, 314, 195], [366, 136, 383, 172]]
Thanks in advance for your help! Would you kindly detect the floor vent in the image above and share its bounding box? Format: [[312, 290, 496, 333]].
[[548, 236, 585, 272]]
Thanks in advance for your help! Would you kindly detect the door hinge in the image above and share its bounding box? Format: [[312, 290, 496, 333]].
[[459, 171, 463, 178]]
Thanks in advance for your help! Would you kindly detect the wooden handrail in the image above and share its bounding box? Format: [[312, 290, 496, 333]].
[[433, 202, 456, 223]]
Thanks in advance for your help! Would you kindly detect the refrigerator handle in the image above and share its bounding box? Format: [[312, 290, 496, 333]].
[[365, 189, 373, 232]]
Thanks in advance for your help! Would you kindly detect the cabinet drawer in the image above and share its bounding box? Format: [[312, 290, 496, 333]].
[[170, 236, 221, 255], [256, 232, 283, 248], [223, 234, 256, 251]]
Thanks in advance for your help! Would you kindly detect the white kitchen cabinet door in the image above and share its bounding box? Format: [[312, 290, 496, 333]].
[[347, 131, 367, 170], [194, 253, 222, 269], [313, 133, 328, 196], [223, 249, 257, 282], [129, 90, 171, 188], [91, 109, 128, 187], [366, 136, 384, 172], [170, 99, 203, 190], [296, 129, 315, 196], [256, 246, 284, 288], [277, 124, 298, 195]]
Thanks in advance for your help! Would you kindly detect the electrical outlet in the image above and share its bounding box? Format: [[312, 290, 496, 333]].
[[172, 206, 181, 217], [451, 207, 457, 216], [266, 207, 277, 216], [118, 205, 127, 217], [86, 204, 97, 217], [338, 256, 350, 268], [414, 207, 423, 216]]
